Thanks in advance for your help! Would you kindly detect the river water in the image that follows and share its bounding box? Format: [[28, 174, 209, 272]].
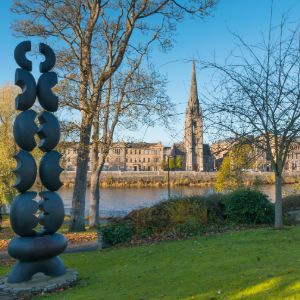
[[60, 184, 299, 217]]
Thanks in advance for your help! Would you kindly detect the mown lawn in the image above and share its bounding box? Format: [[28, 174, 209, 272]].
[[2, 226, 300, 299]]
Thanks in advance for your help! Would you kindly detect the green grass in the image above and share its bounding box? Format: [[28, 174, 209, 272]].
[[2, 227, 300, 299]]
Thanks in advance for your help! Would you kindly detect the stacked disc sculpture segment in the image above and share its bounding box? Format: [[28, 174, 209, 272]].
[[8, 41, 67, 283]]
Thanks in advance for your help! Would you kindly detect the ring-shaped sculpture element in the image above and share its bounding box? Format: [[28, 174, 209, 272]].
[[39, 191, 65, 235], [37, 72, 58, 112], [39, 43, 56, 73], [14, 41, 32, 71], [13, 150, 37, 193], [39, 151, 63, 191], [10, 192, 38, 237], [13, 110, 38, 151], [8, 233, 67, 262], [15, 68, 37, 111], [38, 111, 60, 152]]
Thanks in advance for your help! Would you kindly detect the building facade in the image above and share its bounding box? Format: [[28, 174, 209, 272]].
[[61, 63, 214, 172], [210, 138, 300, 173], [113, 142, 164, 171], [62, 142, 164, 172], [253, 141, 300, 172]]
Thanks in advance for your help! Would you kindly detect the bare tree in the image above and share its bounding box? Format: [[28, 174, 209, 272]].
[[12, 0, 217, 231], [89, 58, 171, 227], [204, 14, 300, 228]]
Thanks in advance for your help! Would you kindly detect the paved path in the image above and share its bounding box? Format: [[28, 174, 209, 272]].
[[0, 291, 18, 300], [0, 241, 99, 260]]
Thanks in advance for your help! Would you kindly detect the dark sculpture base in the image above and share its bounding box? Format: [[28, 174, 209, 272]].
[[0, 269, 77, 299], [8, 256, 66, 284]]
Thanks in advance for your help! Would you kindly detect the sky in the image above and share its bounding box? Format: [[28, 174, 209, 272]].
[[1, 0, 300, 146]]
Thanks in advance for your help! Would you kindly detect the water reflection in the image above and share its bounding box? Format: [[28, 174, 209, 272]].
[[60, 184, 299, 217]]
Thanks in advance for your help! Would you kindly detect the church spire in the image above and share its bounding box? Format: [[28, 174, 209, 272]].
[[184, 61, 203, 172], [188, 61, 200, 114]]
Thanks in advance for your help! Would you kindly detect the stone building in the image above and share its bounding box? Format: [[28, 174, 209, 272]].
[[60, 142, 78, 171], [61, 63, 215, 172], [285, 142, 300, 171], [168, 62, 213, 171], [210, 138, 300, 172], [61, 142, 164, 172], [253, 140, 300, 172], [111, 142, 164, 171]]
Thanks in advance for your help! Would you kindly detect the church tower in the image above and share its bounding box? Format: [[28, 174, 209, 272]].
[[184, 62, 204, 171]]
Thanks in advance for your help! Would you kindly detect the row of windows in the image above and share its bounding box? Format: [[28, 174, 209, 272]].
[[285, 162, 299, 170], [127, 149, 161, 155], [112, 148, 162, 155], [287, 153, 300, 160], [290, 145, 300, 151], [66, 148, 161, 156], [106, 157, 160, 163], [128, 166, 159, 171], [65, 155, 161, 164], [127, 157, 160, 163]]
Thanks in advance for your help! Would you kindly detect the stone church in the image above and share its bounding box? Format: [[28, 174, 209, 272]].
[[61, 62, 214, 172], [184, 62, 204, 171], [168, 62, 213, 171]]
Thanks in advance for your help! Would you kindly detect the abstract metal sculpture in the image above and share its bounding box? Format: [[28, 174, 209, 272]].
[[8, 41, 67, 283]]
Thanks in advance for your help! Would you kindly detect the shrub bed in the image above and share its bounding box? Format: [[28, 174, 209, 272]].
[[282, 194, 300, 213], [282, 194, 300, 224], [99, 189, 274, 246]]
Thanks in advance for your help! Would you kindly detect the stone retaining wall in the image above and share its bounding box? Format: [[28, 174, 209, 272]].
[[61, 171, 300, 188]]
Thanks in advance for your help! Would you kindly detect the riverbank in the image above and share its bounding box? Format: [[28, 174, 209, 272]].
[[61, 171, 300, 188]]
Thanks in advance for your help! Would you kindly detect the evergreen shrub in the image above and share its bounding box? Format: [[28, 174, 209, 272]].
[[222, 188, 274, 225], [175, 217, 204, 238], [282, 194, 300, 224], [100, 220, 134, 245], [282, 194, 300, 213]]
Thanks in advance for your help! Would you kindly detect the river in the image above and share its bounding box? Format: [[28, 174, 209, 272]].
[[60, 184, 299, 217]]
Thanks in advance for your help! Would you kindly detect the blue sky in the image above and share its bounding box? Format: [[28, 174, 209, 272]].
[[1, 0, 300, 145]]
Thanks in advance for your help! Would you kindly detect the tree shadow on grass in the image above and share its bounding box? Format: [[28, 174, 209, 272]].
[[182, 275, 300, 300]]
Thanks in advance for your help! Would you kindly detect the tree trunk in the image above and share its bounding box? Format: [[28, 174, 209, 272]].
[[89, 171, 100, 228], [88, 98, 100, 228], [274, 172, 283, 229], [69, 113, 93, 232]]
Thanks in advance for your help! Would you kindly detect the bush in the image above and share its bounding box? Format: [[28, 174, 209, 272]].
[[100, 220, 134, 245], [205, 193, 225, 224], [101, 195, 226, 245], [282, 195, 300, 213], [127, 204, 170, 235], [127, 197, 206, 235], [282, 195, 300, 225], [99, 190, 274, 246], [165, 198, 207, 225], [175, 218, 204, 238], [223, 188, 274, 225]]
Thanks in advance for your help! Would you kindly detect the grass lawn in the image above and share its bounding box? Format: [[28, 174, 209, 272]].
[[2, 226, 300, 299]]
